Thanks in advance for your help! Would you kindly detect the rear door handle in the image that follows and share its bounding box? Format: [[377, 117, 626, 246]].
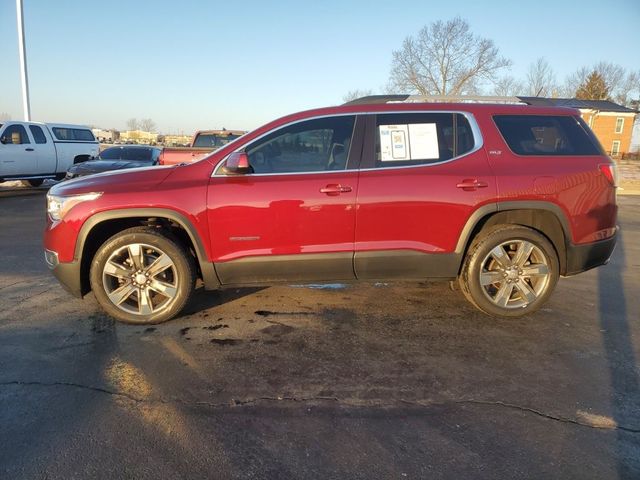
[[456, 179, 488, 191], [25, 148, 34, 152], [320, 184, 352, 195]]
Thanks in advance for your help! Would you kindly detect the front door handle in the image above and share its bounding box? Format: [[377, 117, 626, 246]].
[[25, 148, 34, 152], [320, 184, 352, 195], [456, 179, 488, 191]]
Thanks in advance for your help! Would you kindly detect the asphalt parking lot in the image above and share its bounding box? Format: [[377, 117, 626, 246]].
[[0, 188, 638, 479]]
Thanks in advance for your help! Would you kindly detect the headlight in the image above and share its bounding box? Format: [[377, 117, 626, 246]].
[[47, 192, 102, 221]]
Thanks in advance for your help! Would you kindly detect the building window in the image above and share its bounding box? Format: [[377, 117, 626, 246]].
[[611, 140, 621, 156], [615, 118, 624, 134]]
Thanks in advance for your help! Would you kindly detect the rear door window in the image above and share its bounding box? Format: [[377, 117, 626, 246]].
[[29, 125, 47, 144], [374, 113, 474, 168], [493, 115, 603, 156]]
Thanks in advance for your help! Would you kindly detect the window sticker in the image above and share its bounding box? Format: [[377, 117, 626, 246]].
[[380, 125, 409, 161], [379, 123, 439, 161], [408, 123, 439, 159]]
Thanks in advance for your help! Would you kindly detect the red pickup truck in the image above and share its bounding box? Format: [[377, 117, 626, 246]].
[[158, 129, 245, 165]]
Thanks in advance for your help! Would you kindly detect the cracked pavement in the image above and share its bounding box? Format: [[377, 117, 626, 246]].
[[1, 189, 639, 479]]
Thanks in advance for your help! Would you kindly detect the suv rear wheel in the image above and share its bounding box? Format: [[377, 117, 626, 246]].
[[89, 227, 195, 324], [459, 225, 559, 317]]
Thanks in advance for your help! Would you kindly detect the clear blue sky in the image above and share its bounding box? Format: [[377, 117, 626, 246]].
[[0, 0, 638, 133]]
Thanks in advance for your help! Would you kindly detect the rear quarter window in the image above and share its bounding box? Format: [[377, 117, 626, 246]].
[[494, 115, 603, 156]]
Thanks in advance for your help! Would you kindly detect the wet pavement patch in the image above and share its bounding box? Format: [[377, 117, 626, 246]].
[[260, 324, 295, 336], [255, 310, 313, 317], [210, 338, 242, 346], [144, 327, 156, 333], [203, 324, 229, 330]]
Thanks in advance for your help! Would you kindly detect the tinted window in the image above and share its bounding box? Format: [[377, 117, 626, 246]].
[[29, 125, 47, 144], [375, 113, 473, 168], [1, 124, 30, 144], [73, 129, 95, 141], [98, 147, 122, 160], [245, 116, 355, 173], [122, 147, 153, 161], [52, 127, 95, 142], [194, 133, 241, 148], [494, 115, 602, 156]]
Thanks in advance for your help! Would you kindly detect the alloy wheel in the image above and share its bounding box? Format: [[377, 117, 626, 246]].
[[102, 242, 178, 316], [479, 239, 551, 309]]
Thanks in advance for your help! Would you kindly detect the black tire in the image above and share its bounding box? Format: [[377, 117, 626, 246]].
[[90, 227, 196, 324], [23, 179, 44, 187], [458, 225, 559, 318]]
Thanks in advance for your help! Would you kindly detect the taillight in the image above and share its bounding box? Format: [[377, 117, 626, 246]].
[[599, 163, 617, 186]]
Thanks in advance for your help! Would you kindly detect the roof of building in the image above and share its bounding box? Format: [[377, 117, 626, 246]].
[[517, 97, 636, 113]]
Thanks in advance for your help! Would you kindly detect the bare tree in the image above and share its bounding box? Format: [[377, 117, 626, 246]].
[[126, 118, 138, 131], [0, 112, 11, 122], [564, 62, 640, 106], [492, 75, 524, 96], [342, 89, 374, 103], [388, 17, 511, 96], [526, 57, 557, 97], [139, 118, 156, 132]]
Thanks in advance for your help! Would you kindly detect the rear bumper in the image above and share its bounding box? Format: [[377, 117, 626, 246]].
[[564, 229, 618, 276]]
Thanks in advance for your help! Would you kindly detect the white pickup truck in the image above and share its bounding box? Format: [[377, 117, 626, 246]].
[[0, 121, 99, 186]]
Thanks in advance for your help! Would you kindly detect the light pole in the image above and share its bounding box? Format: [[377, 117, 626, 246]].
[[16, 0, 31, 121]]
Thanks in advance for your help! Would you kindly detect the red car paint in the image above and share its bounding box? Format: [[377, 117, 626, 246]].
[[45, 102, 617, 293]]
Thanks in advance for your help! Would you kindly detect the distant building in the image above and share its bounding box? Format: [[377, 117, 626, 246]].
[[519, 97, 638, 158], [92, 128, 116, 143], [163, 134, 192, 146], [119, 130, 158, 145]]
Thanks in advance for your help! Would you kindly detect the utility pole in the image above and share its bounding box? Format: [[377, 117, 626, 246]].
[[16, 0, 31, 121]]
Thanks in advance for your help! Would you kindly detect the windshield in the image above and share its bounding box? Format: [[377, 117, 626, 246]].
[[193, 133, 241, 148]]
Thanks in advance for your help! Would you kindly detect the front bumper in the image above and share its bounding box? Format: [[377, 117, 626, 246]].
[[45, 251, 83, 298], [564, 229, 618, 276]]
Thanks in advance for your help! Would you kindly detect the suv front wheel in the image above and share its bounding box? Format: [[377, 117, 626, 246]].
[[459, 225, 559, 317], [90, 227, 195, 324]]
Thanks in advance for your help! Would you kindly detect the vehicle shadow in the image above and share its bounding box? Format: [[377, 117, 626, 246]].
[[597, 229, 640, 478], [178, 285, 266, 317]]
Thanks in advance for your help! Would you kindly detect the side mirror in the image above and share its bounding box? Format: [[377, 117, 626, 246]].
[[222, 152, 252, 175], [0, 136, 7, 145]]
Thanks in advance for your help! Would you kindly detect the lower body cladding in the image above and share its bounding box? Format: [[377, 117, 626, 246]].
[[45, 230, 618, 299]]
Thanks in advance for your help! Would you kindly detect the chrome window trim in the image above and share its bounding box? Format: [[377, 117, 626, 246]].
[[212, 110, 483, 177]]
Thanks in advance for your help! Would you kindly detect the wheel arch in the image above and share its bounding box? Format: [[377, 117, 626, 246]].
[[456, 201, 572, 275], [76, 208, 219, 295], [73, 154, 92, 164]]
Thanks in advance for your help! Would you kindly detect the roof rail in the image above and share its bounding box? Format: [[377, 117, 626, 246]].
[[343, 94, 529, 106]]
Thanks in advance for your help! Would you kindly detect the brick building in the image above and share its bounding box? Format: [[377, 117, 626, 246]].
[[519, 97, 637, 157]]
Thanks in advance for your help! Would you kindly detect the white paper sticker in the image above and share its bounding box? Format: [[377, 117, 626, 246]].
[[379, 123, 439, 161], [408, 123, 439, 159]]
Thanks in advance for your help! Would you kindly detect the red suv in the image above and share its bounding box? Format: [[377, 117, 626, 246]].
[[44, 96, 618, 324]]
